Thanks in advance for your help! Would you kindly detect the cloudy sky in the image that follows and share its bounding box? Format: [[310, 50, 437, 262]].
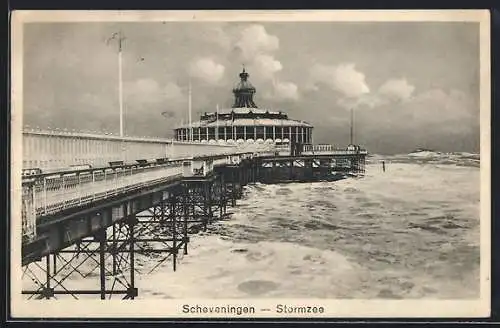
[[23, 21, 480, 154]]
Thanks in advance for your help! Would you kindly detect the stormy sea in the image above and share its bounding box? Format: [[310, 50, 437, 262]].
[[137, 150, 481, 299], [22, 151, 481, 300]]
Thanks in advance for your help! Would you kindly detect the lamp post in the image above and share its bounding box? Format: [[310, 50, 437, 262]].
[[106, 31, 127, 162], [106, 31, 126, 138]]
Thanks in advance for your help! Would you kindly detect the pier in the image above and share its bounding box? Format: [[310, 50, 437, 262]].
[[19, 129, 367, 299]]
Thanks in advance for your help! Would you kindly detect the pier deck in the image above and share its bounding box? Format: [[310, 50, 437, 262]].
[[20, 147, 367, 299]]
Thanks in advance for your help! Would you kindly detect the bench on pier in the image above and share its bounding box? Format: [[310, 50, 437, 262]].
[[108, 161, 124, 168], [155, 158, 169, 164]]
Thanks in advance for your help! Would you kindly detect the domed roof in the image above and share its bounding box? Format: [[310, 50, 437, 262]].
[[232, 69, 256, 92], [173, 66, 314, 131]]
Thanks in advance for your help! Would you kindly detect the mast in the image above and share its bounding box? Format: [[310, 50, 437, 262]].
[[350, 108, 354, 145], [188, 79, 192, 142], [180, 118, 184, 140], [216, 103, 219, 140]]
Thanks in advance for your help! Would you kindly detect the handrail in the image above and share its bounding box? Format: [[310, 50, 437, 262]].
[[22, 150, 256, 183], [20, 151, 260, 240], [20, 147, 367, 240]]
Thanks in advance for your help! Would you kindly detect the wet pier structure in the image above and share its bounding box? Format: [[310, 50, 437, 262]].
[[20, 134, 367, 300]]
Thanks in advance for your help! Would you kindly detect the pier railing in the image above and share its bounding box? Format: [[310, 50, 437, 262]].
[[25, 164, 184, 218], [21, 151, 254, 241], [22, 128, 238, 171], [302, 144, 368, 155], [20, 139, 368, 241]]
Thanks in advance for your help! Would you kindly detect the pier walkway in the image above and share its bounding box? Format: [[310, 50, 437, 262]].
[[17, 129, 367, 299]]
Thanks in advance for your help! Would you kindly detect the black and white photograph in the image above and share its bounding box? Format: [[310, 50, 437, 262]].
[[10, 10, 490, 318]]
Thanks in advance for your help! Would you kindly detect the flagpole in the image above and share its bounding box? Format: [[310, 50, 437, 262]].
[[181, 118, 184, 139], [350, 107, 354, 145], [216, 104, 219, 141], [106, 31, 126, 137], [118, 40, 123, 137], [106, 31, 127, 162], [188, 79, 192, 142]]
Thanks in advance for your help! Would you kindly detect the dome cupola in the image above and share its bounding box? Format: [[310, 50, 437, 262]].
[[232, 68, 258, 108]]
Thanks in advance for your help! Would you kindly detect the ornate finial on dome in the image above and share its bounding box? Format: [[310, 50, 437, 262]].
[[239, 64, 248, 81]]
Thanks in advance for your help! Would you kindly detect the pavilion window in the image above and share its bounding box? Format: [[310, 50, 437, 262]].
[[265, 126, 273, 140], [193, 127, 200, 141], [200, 127, 208, 141], [282, 127, 288, 140], [275, 127, 283, 140], [246, 127, 255, 140], [208, 127, 216, 141], [256, 126, 265, 140], [236, 126, 245, 140], [216, 127, 224, 140]]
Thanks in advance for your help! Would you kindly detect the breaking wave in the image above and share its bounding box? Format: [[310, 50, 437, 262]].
[[368, 151, 480, 168]]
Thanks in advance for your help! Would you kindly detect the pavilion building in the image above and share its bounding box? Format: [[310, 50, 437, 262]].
[[174, 68, 313, 146]]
